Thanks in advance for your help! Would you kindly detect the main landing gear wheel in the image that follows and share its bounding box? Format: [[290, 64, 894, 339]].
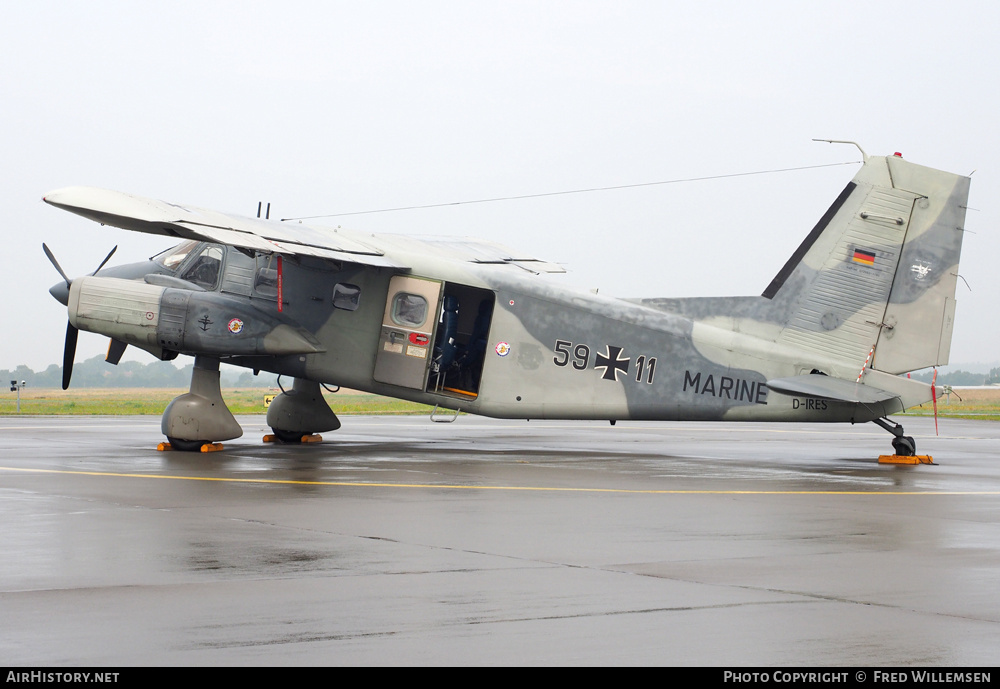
[[167, 437, 209, 453], [160, 357, 243, 450], [271, 428, 307, 444], [264, 378, 340, 445]]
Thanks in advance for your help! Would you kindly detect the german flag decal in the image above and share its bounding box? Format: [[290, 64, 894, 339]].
[[852, 248, 876, 266]]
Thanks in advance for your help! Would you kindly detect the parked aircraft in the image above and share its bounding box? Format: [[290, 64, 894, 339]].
[[43, 147, 969, 456]]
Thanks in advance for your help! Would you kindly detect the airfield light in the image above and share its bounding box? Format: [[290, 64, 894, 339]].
[[10, 380, 26, 412]]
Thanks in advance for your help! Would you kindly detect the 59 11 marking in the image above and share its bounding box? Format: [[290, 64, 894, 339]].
[[553, 340, 656, 384]]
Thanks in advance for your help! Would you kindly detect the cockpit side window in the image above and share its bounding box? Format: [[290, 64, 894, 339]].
[[255, 267, 278, 297], [254, 255, 279, 297], [180, 244, 224, 290], [152, 240, 202, 272]]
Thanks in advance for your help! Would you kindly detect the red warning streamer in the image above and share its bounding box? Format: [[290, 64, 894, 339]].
[[276, 255, 283, 313], [931, 368, 939, 436]]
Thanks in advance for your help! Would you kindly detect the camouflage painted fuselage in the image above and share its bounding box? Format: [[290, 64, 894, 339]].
[[252, 153, 967, 425]]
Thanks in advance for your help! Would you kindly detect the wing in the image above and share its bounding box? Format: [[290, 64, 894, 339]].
[[43, 187, 566, 274], [43, 186, 403, 267], [383, 235, 566, 274]]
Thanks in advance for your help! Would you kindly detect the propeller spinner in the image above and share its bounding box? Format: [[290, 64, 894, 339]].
[[43, 243, 117, 389]]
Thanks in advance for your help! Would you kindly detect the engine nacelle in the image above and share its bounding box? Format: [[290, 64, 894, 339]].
[[68, 276, 323, 357]]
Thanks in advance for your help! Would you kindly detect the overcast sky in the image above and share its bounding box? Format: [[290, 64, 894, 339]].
[[3, 1, 998, 372]]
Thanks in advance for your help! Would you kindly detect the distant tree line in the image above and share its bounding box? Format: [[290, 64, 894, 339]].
[[2, 356, 278, 389], [909, 367, 1000, 387]]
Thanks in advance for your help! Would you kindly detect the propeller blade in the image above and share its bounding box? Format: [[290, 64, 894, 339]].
[[92, 245, 118, 275], [62, 322, 78, 390], [42, 243, 72, 287], [106, 338, 127, 365], [931, 368, 939, 436]]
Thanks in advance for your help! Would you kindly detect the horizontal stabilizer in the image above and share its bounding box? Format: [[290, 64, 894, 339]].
[[766, 374, 899, 404]]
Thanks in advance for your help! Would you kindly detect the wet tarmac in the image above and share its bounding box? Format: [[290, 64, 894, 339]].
[[1, 415, 998, 665]]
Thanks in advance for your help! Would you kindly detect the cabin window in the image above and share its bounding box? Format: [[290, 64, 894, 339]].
[[390, 292, 427, 327], [333, 283, 361, 311]]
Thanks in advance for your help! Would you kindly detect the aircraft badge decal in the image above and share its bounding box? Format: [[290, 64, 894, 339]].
[[911, 261, 932, 280], [595, 345, 630, 382], [851, 247, 877, 266]]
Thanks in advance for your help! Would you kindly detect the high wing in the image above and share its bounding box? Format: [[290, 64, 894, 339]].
[[44, 187, 400, 266], [42, 186, 565, 273]]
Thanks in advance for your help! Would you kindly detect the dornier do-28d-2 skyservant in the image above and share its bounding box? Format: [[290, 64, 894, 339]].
[[43, 144, 969, 460]]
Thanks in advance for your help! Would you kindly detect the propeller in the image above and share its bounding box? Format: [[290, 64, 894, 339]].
[[43, 243, 71, 287], [91, 245, 117, 275], [62, 321, 78, 390], [42, 243, 118, 390]]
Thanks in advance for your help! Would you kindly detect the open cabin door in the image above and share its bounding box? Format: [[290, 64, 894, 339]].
[[373, 277, 497, 398], [373, 276, 442, 390], [426, 283, 496, 400]]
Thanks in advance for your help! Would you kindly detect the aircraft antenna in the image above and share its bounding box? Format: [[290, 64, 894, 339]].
[[812, 139, 868, 161], [281, 161, 860, 221]]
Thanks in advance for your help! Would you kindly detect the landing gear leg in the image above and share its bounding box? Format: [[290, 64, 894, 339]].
[[160, 356, 243, 451], [265, 378, 340, 443], [872, 417, 916, 457]]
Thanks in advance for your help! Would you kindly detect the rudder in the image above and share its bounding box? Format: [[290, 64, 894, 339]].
[[870, 156, 970, 373], [766, 153, 969, 374]]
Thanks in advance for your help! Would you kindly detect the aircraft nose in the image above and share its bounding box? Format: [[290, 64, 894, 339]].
[[49, 280, 69, 306]]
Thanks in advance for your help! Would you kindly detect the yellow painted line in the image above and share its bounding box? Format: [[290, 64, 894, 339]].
[[1, 466, 998, 495]]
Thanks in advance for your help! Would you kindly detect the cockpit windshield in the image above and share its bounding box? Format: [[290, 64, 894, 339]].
[[152, 240, 201, 272]]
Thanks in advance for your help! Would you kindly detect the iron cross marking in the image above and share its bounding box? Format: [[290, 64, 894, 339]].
[[595, 345, 630, 381]]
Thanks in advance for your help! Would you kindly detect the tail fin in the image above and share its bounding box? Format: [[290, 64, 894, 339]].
[[767, 153, 970, 374]]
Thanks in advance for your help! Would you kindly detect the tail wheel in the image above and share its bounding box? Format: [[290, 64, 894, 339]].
[[892, 435, 916, 457]]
